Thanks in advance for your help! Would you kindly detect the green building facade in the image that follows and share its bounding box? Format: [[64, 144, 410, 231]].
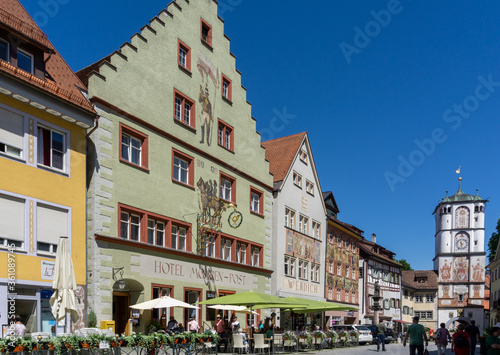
[[79, 0, 273, 334]]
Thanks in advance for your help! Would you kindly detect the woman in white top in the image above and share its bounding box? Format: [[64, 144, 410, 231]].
[[12, 315, 26, 337]]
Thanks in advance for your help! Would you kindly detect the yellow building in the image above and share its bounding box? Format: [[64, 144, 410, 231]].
[[401, 270, 438, 331], [0, 0, 95, 335]]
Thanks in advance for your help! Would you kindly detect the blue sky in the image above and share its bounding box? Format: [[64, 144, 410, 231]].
[[23, 0, 500, 270]]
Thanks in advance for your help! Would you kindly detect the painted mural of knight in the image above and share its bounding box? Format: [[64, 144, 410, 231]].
[[197, 51, 219, 146]]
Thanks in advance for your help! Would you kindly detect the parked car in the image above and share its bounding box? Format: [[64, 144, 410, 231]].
[[363, 324, 395, 344], [352, 325, 373, 345]]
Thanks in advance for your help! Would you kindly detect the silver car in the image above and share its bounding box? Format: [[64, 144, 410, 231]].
[[353, 325, 374, 345]]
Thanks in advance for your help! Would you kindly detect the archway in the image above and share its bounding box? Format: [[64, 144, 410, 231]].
[[445, 316, 471, 329], [112, 279, 144, 335]]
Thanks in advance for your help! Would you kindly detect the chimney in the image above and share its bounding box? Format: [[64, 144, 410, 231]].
[[372, 233, 376, 244]]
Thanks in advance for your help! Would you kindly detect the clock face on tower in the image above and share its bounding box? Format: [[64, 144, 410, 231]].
[[455, 236, 468, 251]]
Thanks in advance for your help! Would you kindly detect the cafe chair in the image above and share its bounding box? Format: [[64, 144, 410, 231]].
[[232, 334, 249, 354], [253, 334, 270, 354]]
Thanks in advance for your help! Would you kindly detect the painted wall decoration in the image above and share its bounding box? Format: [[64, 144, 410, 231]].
[[471, 258, 484, 282], [196, 177, 242, 254], [440, 259, 452, 281], [473, 284, 481, 298], [286, 229, 320, 263], [197, 52, 219, 146], [442, 285, 450, 298], [455, 206, 469, 229], [452, 257, 469, 282], [454, 232, 469, 252]]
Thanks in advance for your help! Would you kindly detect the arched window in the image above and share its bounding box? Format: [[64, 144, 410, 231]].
[[455, 206, 470, 228]]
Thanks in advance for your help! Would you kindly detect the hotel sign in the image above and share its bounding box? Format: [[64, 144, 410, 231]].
[[134, 256, 254, 289], [281, 277, 322, 296]]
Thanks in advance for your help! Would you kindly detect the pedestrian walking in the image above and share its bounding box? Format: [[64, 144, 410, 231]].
[[403, 316, 429, 355], [465, 320, 480, 355], [375, 320, 387, 352], [434, 323, 451, 355], [485, 326, 500, 355], [452, 323, 471, 355]]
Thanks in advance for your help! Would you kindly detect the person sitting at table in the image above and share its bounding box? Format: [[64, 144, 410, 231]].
[[237, 327, 248, 345], [177, 323, 185, 332], [219, 326, 231, 353]]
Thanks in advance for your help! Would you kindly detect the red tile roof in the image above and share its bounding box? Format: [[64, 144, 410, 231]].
[[401, 270, 438, 290], [0, 0, 95, 115], [262, 132, 306, 183]]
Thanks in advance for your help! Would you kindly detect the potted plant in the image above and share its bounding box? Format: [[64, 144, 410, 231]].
[[87, 309, 98, 328], [62, 334, 80, 350], [173, 332, 189, 344], [47, 336, 64, 355]]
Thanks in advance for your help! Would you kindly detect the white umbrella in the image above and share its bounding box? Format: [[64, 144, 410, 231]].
[[49, 237, 78, 324], [207, 305, 258, 315], [130, 296, 199, 310]]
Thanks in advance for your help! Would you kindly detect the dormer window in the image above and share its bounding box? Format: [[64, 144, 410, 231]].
[[0, 39, 9, 62], [416, 277, 427, 284], [17, 49, 33, 74]]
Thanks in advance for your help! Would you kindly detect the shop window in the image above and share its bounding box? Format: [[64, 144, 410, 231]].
[[221, 74, 232, 102], [177, 39, 191, 71], [200, 18, 213, 47], [220, 172, 236, 203], [120, 124, 148, 170], [172, 149, 194, 187], [217, 119, 233, 151], [173, 89, 195, 129]]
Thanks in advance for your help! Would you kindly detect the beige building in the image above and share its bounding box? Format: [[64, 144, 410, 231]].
[[401, 270, 438, 330]]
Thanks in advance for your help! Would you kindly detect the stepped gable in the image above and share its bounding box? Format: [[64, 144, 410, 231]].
[[262, 132, 307, 183], [0, 0, 95, 114], [77, 0, 246, 100]]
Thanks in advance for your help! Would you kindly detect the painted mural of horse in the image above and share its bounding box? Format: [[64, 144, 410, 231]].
[[197, 177, 224, 223]]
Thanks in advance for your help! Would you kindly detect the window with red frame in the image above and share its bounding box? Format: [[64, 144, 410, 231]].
[[171, 224, 187, 251], [178, 39, 191, 71], [220, 173, 236, 203], [250, 188, 263, 215], [120, 210, 141, 241], [221, 74, 232, 101], [152, 285, 172, 322], [251, 246, 260, 267], [220, 238, 232, 261], [173, 90, 195, 129], [236, 241, 247, 264], [218, 119, 233, 151], [120, 124, 148, 170], [200, 18, 212, 46], [172, 149, 194, 187], [148, 218, 165, 247]]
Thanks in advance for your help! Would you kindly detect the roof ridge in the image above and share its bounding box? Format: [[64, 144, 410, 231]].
[[262, 131, 307, 144]]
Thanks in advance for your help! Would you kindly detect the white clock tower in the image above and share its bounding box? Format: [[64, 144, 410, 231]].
[[433, 178, 488, 328]]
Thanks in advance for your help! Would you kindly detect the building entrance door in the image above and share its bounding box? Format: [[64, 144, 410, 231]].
[[113, 292, 129, 335]]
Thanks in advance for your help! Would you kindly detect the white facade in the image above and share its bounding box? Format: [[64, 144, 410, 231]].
[[434, 181, 488, 329], [269, 136, 327, 302]]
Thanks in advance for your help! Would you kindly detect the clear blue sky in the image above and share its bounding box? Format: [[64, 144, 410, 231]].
[[23, 0, 500, 270]]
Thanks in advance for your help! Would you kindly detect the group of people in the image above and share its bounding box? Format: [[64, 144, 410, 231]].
[[165, 316, 200, 333], [399, 316, 500, 355]]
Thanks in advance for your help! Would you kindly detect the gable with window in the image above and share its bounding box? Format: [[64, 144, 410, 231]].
[[305, 180, 314, 195], [220, 172, 236, 203], [293, 171, 302, 188], [177, 39, 191, 71], [173, 89, 195, 129], [249, 187, 263, 215], [217, 119, 233, 151], [221, 74, 232, 102], [172, 149, 194, 187], [120, 123, 148, 170], [200, 18, 213, 47]]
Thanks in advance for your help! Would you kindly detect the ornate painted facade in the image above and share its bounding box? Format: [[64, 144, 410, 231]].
[[434, 179, 488, 329], [78, 0, 273, 334], [323, 196, 362, 325]]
